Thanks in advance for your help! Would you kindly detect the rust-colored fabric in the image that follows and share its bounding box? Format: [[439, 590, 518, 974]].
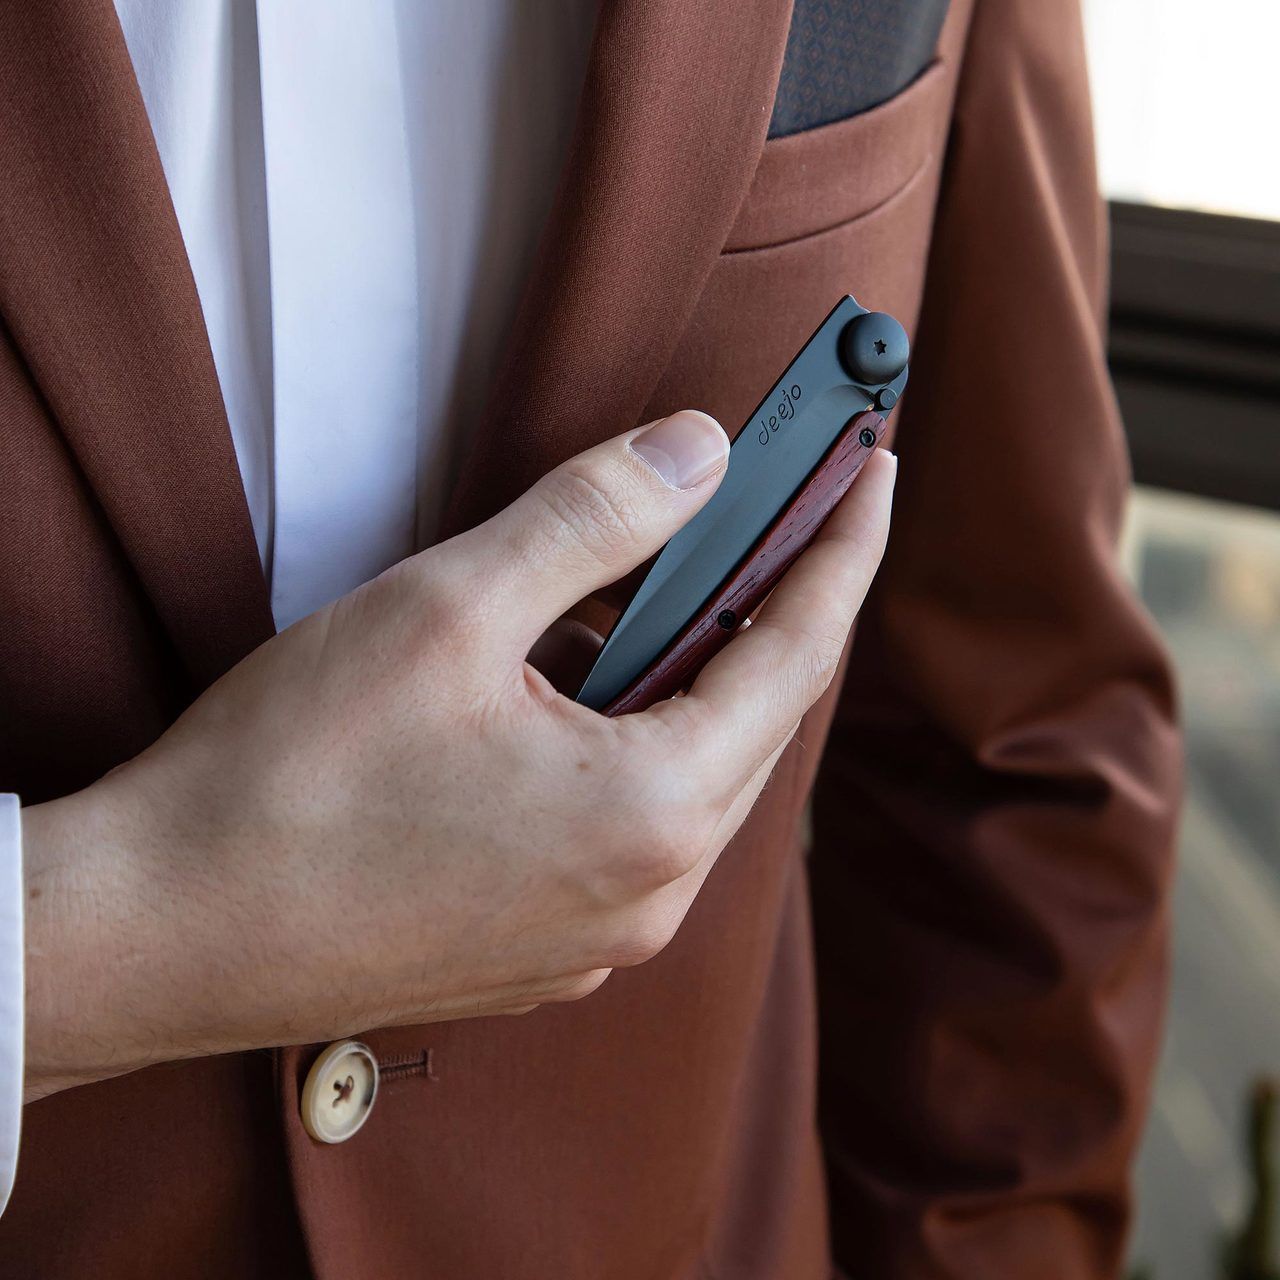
[[804, 3, 1181, 1275], [0, 1, 1179, 1278]]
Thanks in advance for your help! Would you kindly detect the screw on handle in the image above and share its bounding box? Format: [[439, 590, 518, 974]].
[[603, 410, 887, 715]]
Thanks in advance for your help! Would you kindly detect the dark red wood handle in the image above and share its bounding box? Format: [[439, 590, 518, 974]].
[[603, 410, 887, 716]]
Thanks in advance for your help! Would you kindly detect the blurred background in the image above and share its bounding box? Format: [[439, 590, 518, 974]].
[[1081, 1, 1280, 1275]]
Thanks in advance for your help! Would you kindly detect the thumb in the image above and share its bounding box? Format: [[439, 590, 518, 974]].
[[457, 411, 729, 656]]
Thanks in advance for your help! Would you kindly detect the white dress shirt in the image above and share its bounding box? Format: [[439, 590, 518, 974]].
[[0, 0, 597, 1214]]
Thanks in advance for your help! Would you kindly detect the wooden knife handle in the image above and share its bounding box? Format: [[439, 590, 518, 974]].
[[603, 410, 887, 716]]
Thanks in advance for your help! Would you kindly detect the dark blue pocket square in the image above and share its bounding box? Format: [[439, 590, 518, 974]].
[[769, 0, 950, 137]]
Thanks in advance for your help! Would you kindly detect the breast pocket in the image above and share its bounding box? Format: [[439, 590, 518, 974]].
[[728, 57, 949, 253], [644, 57, 953, 445]]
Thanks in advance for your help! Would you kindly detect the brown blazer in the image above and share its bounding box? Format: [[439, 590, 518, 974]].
[[0, 0, 1180, 1276]]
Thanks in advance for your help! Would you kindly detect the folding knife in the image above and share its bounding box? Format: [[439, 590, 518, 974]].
[[576, 295, 909, 715]]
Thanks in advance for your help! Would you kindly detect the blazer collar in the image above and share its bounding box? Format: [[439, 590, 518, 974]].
[[0, 0, 793, 684]]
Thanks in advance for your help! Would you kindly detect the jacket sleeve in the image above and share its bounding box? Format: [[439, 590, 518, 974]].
[[807, 1, 1182, 1276]]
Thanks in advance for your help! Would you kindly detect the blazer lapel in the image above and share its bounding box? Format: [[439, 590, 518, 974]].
[[0, 0, 795, 674], [444, 0, 796, 536], [0, 0, 273, 688]]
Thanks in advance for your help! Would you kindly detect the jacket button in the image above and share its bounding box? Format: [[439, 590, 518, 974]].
[[300, 1040, 379, 1144]]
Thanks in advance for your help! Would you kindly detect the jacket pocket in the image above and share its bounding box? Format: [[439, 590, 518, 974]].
[[727, 58, 949, 253]]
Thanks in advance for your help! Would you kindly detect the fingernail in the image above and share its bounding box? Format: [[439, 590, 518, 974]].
[[630, 410, 729, 490]]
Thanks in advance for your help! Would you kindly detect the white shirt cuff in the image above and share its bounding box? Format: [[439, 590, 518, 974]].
[[0, 796, 23, 1215]]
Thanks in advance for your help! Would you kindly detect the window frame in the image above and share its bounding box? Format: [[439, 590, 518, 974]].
[[1108, 201, 1280, 513]]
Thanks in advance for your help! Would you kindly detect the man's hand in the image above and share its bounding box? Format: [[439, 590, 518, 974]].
[[22, 410, 896, 1099]]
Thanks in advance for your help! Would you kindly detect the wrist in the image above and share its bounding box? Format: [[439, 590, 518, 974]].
[[21, 767, 222, 1099]]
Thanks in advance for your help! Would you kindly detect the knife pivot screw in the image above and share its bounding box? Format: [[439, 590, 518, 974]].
[[717, 610, 738, 630], [858, 426, 877, 448], [838, 311, 910, 385]]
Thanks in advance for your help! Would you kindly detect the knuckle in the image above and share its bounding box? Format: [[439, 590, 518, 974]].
[[623, 803, 702, 888], [397, 553, 486, 646], [594, 819, 698, 903], [763, 617, 847, 699], [825, 517, 885, 564], [799, 629, 847, 693], [547, 969, 612, 1003], [538, 460, 647, 566], [648, 830, 702, 887], [609, 909, 682, 968], [586, 739, 711, 897], [418, 576, 480, 647]]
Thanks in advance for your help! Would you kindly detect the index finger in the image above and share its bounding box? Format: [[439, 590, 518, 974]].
[[650, 448, 897, 790]]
